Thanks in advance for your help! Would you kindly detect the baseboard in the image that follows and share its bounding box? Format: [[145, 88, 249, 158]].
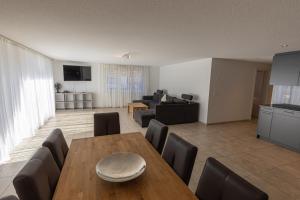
[[206, 119, 252, 125]]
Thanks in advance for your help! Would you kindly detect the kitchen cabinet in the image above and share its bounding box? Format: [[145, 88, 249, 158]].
[[270, 51, 300, 86], [270, 109, 300, 150], [257, 105, 300, 152], [257, 106, 273, 138]]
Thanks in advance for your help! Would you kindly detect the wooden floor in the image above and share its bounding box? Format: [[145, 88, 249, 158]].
[[1, 108, 300, 199]]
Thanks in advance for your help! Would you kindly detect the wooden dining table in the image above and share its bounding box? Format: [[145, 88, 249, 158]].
[[53, 132, 197, 200]]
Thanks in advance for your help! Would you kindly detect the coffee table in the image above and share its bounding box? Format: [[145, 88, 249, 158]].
[[128, 102, 148, 115]]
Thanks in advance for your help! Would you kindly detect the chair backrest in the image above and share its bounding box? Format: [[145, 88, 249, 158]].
[[162, 133, 198, 185], [30, 147, 61, 189], [196, 157, 268, 200], [0, 196, 19, 200], [145, 119, 168, 154], [94, 112, 120, 136], [42, 128, 69, 169], [13, 147, 60, 200]]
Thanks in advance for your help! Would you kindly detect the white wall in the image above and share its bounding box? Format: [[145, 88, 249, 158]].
[[53, 60, 158, 107], [159, 59, 212, 123], [149, 66, 160, 94], [207, 59, 271, 124]]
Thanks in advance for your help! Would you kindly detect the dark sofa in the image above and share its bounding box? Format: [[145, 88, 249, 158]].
[[155, 102, 199, 125], [133, 90, 164, 109], [133, 93, 199, 127], [133, 109, 156, 127]]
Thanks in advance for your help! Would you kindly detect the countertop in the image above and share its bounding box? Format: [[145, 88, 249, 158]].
[[263, 104, 300, 111]]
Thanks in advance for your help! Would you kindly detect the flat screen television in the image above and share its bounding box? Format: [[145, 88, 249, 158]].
[[63, 65, 91, 81]]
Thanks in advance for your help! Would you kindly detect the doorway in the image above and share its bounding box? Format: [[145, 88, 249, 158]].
[[252, 70, 273, 118]]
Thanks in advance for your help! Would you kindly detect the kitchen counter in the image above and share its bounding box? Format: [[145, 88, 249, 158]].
[[257, 105, 300, 152], [269, 104, 300, 111]]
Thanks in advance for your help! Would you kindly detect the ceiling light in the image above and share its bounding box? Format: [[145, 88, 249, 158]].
[[121, 52, 131, 59], [280, 43, 288, 48]]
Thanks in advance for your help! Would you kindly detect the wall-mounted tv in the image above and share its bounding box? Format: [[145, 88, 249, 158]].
[[63, 65, 91, 81]]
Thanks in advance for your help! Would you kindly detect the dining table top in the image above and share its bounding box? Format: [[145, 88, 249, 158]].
[[53, 132, 197, 200]]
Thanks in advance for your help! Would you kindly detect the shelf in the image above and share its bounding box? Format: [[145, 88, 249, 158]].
[[55, 92, 94, 110], [74, 100, 93, 102]]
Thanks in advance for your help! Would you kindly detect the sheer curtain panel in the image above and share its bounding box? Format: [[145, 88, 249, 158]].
[[97, 64, 149, 107], [0, 37, 55, 162]]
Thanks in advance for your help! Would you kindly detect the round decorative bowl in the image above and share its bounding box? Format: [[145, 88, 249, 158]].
[[96, 152, 146, 182]]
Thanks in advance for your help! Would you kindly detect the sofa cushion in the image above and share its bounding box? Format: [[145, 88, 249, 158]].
[[161, 94, 167, 102], [133, 109, 156, 127], [156, 90, 164, 95], [149, 101, 159, 109], [166, 95, 175, 102], [153, 93, 160, 102], [173, 98, 188, 104], [160, 99, 188, 105], [181, 94, 194, 101], [160, 101, 174, 105], [134, 109, 155, 119]]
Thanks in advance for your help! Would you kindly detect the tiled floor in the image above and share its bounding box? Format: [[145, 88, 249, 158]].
[[1, 108, 300, 199]]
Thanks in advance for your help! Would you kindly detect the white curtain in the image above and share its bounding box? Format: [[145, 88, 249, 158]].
[[97, 64, 149, 107], [272, 85, 300, 105], [0, 37, 55, 162]]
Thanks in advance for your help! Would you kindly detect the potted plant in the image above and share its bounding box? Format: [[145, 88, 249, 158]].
[[54, 83, 62, 93]]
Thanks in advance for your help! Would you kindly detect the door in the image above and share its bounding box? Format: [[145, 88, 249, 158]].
[[252, 71, 273, 118]]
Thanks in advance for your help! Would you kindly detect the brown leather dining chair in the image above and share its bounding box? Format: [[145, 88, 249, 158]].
[[196, 157, 268, 200], [145, 119, 168, 154], [162, 133, 198, 185], [94, 112, 120, 136], [42, 128, 69, 170], [13, 147, 60, 200], [0, 196, 19, 200]]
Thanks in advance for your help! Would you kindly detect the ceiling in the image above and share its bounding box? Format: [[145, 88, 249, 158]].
[[0, 0, 300, 66]]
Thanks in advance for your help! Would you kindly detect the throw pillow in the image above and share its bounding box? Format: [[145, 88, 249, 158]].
[[161, 94, 167, 102]]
